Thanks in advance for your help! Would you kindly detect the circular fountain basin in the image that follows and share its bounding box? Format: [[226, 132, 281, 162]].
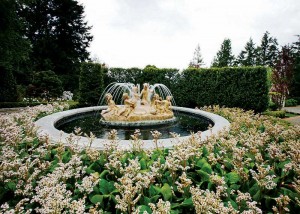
[[35, 106, 230, 150], [99, 117, 177, 127]]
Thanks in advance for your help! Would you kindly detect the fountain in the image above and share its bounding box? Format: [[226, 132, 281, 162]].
[[99, 83, 176, 126], [35, 82, 230, 150]]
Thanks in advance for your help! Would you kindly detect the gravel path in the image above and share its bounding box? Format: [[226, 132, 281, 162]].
[[283, 105, 300, 125], [0, 107, 26, 115]]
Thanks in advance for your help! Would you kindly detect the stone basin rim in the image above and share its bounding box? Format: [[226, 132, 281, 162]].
[[35, 106, 230, 150]]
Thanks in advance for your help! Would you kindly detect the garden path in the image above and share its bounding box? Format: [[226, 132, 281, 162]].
[[0, 107, 26, 115], [283, 105, 300, 125]]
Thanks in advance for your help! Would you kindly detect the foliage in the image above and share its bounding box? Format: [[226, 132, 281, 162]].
[[290, 35, 300, 99], [263, 110, 286, 118], [268, 100, 279, 111], [236, 38, 257, 66], [107, 66, 180, 95], [175, 67, 269, 112], [211, 39, 235, 67], [19, 0, 93, 91], [79, 62, 104, 105], [285, 99, 298, 107], [189, 44, 204, 68], [0, 66, 18, 102], [0, 0, 30, 75], [32, 70, 63, 100], [1, 104, 300, 213], [256, 31, 279, 67], [271, 46, 294, 109]]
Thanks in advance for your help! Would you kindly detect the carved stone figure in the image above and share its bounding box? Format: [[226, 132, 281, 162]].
[[101, 93, 118, 115], [162, 96, 172, 114], [118, 93, 135, 118], [100, 83, 174, 122], [140, 83, 150, 105]]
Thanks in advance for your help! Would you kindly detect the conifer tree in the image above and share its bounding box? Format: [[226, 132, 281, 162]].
[[211, 39, 235, 67], [189, 44, 204, 68], [256, 31, 279, 67], [237, 38, 256, 66], [20, 0, 93, 90]]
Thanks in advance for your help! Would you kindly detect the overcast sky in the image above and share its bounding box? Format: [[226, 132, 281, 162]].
[[78, 0, 299, 69]]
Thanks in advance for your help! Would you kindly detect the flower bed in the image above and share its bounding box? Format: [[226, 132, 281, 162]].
[[0, 104, 300, 213]]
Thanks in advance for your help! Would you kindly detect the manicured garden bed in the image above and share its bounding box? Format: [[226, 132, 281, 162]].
[[0, 104, 299, 213]]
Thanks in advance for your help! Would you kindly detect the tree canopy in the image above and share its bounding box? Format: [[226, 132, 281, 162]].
[[211, 39, 235, 67]]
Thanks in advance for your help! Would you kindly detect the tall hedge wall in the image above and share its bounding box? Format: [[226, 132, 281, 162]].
[[103, 66, 268, 112], [79, 62, 104, 105], [175, 67, 269, 112]]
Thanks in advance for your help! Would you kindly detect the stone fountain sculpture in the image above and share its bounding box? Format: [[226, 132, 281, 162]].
[[100, 83, 174, 122]]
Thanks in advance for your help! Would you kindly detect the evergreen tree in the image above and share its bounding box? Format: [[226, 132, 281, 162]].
[[20, 0, 93, 91], [189, 44, 204, 68], [0, 66, 18, 102], [79, 62, 104, 105], [256, 31, 279, 67], [237, 38, 256, 66], [0, 0, 30, 83], [211, 39, 235, 67]]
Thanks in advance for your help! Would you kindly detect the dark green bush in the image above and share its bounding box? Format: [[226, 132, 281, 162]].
[[268, 101, 278, 111], [32, 70, 63, 99], [176, 67, 269, 112], [79, 62, 104, 105], [0, 66, 18, 102], [263, 110, 286, 118], [104, 66, 268, 112], [285, 98, 298, 107]]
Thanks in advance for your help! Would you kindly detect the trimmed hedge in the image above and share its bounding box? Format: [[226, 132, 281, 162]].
[[79, 62, 104, 105], [103, 66, 268, 112], [0, 66, 18, 102], [176, 67, 269, 112]]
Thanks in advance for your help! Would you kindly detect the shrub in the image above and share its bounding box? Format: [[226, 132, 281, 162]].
[[176, 67, 269, 112], [104, 66, 268, 112], [285, 98, 298, 107], [0, 66, 18, 102], [263, 110, 286, 118], [32, 70, 63, 100], [79, 62, 104, 105], [268, 100, 278, 111]]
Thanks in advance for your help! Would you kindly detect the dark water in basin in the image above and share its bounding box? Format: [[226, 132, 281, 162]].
[[57, 112, 213, 140]]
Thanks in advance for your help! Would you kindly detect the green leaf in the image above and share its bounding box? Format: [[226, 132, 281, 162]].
[[161, 183, 172, 201], [99, 179, 110, 194], [150, 195, 160, 203], [140, 158, 147, 170], [90, 194, 103, 204], [196, 170, 210, 181], [137, 205, 151, 213], [149, 185, 159, 197], [99, 170, 109, 178], [172, 197, 193, 209], [201, 163, 212, 174], [196, 158, 207, 168], [253, 189, 261, 201], [6, 182, 16, 191], [202, 146, 209, 157], [226, 172, 240, 184]]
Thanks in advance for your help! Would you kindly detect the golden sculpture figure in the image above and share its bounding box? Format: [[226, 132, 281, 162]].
[[118, 93, 135, 118], [101, 93, 118, 115], [162, 96, 173, 114], [100, 83, 174, 122], [140, 83, 150, 105]]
